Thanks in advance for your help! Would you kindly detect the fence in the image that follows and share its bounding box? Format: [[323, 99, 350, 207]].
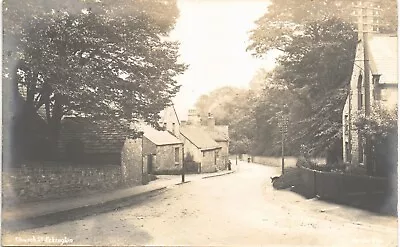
[[297, 165, 391, 208]]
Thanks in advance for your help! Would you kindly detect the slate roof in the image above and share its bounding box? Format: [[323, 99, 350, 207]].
[[201, 125, 229, 142], [368, 35, 398, 84], [180, 126, 221, 151], [136, 123, 182, 146], [58, 118, 127, 154]]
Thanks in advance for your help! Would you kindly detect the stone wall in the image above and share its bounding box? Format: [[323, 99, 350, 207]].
[[143, 137, 157, 155], [2, 165, 124, 203], [201, 149, 218, 173], [252, 156, 298, 167], [121, 138, 145, 185], [153, 144, 183, 174], [216, 141, 228, 171]]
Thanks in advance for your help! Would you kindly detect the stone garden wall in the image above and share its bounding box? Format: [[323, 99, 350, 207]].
[[2, 165, 125, 203]]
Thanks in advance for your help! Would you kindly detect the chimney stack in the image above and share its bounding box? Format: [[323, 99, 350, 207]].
[[187, 109, 201, 126], [207, 113, 215, 129]]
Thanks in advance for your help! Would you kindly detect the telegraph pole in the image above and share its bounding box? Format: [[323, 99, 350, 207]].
[[278, 109, 289, 175]]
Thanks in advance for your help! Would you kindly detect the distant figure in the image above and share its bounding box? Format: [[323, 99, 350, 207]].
[[227, 160, 232, 170], [247, 157, 251, 163]]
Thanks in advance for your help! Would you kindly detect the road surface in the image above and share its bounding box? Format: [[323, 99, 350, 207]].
[[3, 161, 397, 246]]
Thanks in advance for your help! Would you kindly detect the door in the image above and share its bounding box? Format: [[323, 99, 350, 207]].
[[147, 154, 153, 174]]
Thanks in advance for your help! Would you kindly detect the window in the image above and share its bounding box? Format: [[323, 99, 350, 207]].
[[357, 74, 363, 110], [174, 147, 179, 163], [172, 123, 176, 135]]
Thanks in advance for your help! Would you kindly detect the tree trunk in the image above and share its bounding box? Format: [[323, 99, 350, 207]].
[[49, 93, 64, 145]]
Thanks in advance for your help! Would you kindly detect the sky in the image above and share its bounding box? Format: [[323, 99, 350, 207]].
[[169, 0, 277, 120]]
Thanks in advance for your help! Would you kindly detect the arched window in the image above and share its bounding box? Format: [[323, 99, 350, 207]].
[[357, 74, 363, 110]]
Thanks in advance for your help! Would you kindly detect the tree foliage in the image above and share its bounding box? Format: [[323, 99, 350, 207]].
[[274, 18, 357, 155], [247, 0, 397, 55], [244, 0, 399, 159], [210, 18, 357, 157], [3, 0, 186, 143], [354, 106, 398, 176]]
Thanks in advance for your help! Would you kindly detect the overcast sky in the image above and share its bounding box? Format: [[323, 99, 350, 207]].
[[169, 0, 277, 120]]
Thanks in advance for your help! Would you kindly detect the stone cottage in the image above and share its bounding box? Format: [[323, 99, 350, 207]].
[[138, 123, 184, 175], [342, 34, 397, 167], [200, 115, 229, 170], [180, 126, 222, 173], [184, 110, 230, 171], [58, 118, 146, 184]]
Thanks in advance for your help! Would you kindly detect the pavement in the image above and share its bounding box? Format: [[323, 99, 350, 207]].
[[2, 168, 236, 232]]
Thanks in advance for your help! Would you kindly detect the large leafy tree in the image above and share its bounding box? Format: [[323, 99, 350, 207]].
[[248, 0, 397, 55], [246, 0, 396, 159], [194, 86, 247, 125], [3, 0, 186, 143], [274, 18, 357, 155], [211, 19, 356, 157]]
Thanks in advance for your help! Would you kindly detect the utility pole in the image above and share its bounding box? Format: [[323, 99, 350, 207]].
[[278, 109, 289, 175]]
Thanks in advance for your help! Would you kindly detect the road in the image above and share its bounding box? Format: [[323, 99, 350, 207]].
[[3, 161, 397, 246]]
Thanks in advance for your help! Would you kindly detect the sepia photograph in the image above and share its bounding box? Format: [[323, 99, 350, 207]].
[[2, 0, 398, 246]]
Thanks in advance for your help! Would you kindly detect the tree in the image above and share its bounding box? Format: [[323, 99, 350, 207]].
[[246, 18, 357, 158], [274, 18, 357, 155], [4, 0, 186, 146], [194, 86, 246, 125], [247, 0, 397, 55]]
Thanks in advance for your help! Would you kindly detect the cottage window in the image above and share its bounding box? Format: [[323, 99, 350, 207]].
[[174, 147, 179, 163], [172, 123, 176, 135]]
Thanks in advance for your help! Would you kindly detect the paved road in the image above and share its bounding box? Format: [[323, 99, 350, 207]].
[[3, 162, 397, 246]]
